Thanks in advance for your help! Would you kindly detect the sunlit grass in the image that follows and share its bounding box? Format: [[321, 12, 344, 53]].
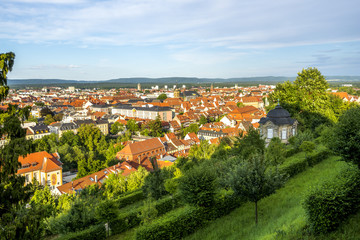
[[185, 156, 349, 240]]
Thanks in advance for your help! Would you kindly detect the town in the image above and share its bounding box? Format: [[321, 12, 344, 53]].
[[5, 82, 359, 195]]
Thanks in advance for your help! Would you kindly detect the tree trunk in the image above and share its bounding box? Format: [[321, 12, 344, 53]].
[[255, 201, 258, 225]]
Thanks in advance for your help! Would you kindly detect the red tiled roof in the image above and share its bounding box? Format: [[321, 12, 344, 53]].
[[17, 151, 62, 175]]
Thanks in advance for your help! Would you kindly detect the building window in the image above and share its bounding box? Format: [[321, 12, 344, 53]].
[[282, 128, 287, 140], [267, 128, 273, 139], [292, 128, 296, 136]]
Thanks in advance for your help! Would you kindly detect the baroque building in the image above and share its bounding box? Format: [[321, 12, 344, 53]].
[[259, 104, 297, 144]]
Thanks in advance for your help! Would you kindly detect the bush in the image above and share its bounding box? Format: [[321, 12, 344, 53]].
[[178, 166, 217, 207], [109, 196, 181, 235], [57, 224, 106, 240], [114, 190, 144, 208], [135, 193, 242, 240], [303, 165, 360, 233], [279, 147, 330, 177], [135, 206, 207, 240]]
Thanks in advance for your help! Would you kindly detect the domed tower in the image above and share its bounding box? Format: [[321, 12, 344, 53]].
[[259, 104, 298, 144]]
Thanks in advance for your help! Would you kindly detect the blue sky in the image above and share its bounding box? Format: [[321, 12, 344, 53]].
[[2, 0, 360, 80]]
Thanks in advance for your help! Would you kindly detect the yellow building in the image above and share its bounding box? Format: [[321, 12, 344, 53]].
[[17, 151, 63, 192]]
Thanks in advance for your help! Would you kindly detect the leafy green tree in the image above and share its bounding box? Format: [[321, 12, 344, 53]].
[[328, 106, 360, 168], [268, 67, 351, 130], [44, 114, 56, 125], [30, 185, 56, 218], [199, 115, 208, 125], [233, 128, 265, 160], [110, 121, 124, 135], [126, 166, 149, 192], [77, 124, 106, 152], [126, 119, 139, 133], [300, 141, 315, 160], [178, 165, 217, 207], [157, 93, 167, 100], [40, 107, 53, 117], [237, 102, 245, 108], [181, 123, 199, 138], [189, 140, 216, 160], [148, 115, 163, 137], [138, 197, 158, 225], [142, 168, 173, 200], [226, 154, 285, 224], [33, 133, 58, 152], [265, 137, 286, 165], [0, 52, 37, 238], [95, 199, 118, 237], [59, 131, 79, 146], [0, 52, 34, 218], [103, 172, 127, 199]]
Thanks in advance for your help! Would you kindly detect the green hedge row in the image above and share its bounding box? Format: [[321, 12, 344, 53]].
[[135, 194, 242, 240], [280, 148, 330, 177], [109, 195, 181, 235], [303, 165, 360, 233], [56, 224, 106, 240], [114, 190, 145, 209]]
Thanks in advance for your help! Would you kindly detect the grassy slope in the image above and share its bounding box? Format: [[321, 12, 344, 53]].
[[185, 156, 352, 240]]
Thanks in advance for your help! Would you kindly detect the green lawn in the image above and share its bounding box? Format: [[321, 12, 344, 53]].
[[185, 156, 350, 240]]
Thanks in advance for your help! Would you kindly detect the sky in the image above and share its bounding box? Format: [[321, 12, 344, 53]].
[[1, 0, 360, 80]]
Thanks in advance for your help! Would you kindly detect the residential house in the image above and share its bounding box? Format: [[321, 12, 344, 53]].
[[17, 151, 63, 191]]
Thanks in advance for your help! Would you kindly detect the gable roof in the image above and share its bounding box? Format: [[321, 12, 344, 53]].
[[17, 151, 62, 175]]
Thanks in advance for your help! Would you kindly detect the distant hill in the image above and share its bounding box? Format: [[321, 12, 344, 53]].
[[7, 76, 360, 88]]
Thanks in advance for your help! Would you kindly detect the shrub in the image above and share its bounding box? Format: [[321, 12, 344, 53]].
[[135, 193, 242, 240], [135, 206, 207, 240], [56, 224, 106, 240], [109, 195, 181, 235], [178, 166, 217, 207], [114, 190, 144, 209], [303, 165, 360, 233]]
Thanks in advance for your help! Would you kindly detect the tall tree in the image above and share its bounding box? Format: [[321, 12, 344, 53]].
[[328, 106, 360, 168], [226, 154, 285, 224], [0, 52, 35, 236]]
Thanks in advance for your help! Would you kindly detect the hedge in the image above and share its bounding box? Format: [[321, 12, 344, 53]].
[[109, 195, 181, 235], [279, 147, 330, 178], [135, 206, 206, 240], [303, 165, 360, 233], [114, 190, 145, 209], [56, 224, 106, 240], [135, 194, 242, 240]]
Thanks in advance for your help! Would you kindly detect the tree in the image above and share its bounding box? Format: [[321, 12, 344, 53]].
[[265, 137, 286, 165], [328, 106, 360, 168], [0, 52, 34, 218], [233, 128, 265, 160], [142, 168, 173, 200], [300, 141, 315, 160], [126, 119, 139, 134], [95, 199, 118, 237], [178, 165, 217, 207], [77, 124, 106, 152], [147, 115, 163, 137], [44, 114, 55, 125], [40, 107, 53, 117], [126, 166, 149, 192], [199, 115, 208, 125], [110, 121, 124, 135], [103, 172, 127, 199], [268, 67, 351, 130], [181, 123, 199, 138], [157, 93, 167, 100], [226, 154, 285, 224], [189, 140, 216, 160]]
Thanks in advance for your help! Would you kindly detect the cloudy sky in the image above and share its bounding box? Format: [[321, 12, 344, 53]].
[[2, 0, 360, 80]]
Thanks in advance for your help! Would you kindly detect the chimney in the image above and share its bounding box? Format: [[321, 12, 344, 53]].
[[95, 175, 98, 183], [113, 165, 116, 170], [138, 156, 141, 165], [44, 157, 47, 164]]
